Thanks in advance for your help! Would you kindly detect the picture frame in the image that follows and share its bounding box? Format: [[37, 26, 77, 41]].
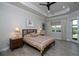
[[27, 19, 33, 26]]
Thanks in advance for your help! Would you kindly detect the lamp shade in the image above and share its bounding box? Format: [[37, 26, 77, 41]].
[[39, 27, 42, 31], [15, 27, 20, 32], [37, 27, 42, 34]]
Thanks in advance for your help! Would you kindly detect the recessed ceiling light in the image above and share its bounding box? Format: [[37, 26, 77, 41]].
[[48, 10, 50, 13], [63, 6, 65, 8]]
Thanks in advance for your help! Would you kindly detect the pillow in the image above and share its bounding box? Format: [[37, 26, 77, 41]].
[[30, 32, 38, 37], [25, 34, 31, 37]]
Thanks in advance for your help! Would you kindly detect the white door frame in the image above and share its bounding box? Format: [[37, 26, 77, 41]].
[[71, 17, 79, 43]]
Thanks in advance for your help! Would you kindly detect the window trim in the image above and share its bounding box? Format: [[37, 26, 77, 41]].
[[51, 25, 61, 32]]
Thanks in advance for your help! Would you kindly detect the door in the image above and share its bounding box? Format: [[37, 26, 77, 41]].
[[72, 19, 79, 40]]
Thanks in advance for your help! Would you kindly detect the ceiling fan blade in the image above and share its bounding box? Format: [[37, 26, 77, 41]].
[[49, 2, 56, 6], [40, 2, 56, 10], [40, 4, 47, 6]]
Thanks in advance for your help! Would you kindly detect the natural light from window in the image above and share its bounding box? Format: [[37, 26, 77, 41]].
[[72, 20, 78, 40], [52, 25, 61, 32]]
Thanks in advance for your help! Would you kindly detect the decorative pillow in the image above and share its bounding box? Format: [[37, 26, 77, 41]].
[[30, 32, 38, 37], [25, 34, 31, 37]]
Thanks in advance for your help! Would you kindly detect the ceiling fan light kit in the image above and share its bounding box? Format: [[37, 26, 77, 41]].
[[63, 5, 65, 8]]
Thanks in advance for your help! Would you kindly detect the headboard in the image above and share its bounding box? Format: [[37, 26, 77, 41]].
[[22, 29, 37, 37]]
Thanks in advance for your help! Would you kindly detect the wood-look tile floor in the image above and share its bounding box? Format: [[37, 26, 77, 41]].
[[0, 40, 79, 56]]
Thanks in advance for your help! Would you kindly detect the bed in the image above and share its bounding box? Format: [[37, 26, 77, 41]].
[[22, 29, 55, 55]]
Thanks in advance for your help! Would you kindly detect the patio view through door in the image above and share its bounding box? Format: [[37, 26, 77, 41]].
[[72, 19, 79, 40]]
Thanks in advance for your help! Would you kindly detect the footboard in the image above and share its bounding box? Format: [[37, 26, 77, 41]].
[[40, 40, 55, 56]]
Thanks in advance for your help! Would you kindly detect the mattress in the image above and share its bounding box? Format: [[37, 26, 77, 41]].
[[23, 35, 55, 51]]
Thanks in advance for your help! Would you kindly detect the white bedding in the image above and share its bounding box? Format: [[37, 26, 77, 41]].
[[23, 35, 55, 51]]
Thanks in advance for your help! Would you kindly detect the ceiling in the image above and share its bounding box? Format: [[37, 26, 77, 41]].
[[7, 2, 79, 18]]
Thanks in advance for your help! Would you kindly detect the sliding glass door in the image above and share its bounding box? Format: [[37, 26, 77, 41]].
[[72, 20, 78, 40]]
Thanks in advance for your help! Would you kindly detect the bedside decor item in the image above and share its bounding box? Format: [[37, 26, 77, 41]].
[[40, 30, 45, 36], [37, 27, 45, 36], [11, 27, 22, 39], [37, 27, 42, 35], [15, 27, 20, 32]]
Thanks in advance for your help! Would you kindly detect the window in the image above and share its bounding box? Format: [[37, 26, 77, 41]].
[[72, 20, 78, 40], [56, 25, 61, 32], [52, 26, 55, 32], [52, 25, 61, 32]]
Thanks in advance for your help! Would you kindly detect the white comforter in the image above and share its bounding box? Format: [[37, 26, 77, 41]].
[[23, 35, 55, 51]]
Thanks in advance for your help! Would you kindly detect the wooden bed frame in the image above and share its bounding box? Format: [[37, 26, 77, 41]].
[[22, 29, 55, 56]]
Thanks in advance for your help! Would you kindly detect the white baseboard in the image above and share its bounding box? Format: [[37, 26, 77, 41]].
[[0, 47, 9, 52], [66, 39, 79, 44]]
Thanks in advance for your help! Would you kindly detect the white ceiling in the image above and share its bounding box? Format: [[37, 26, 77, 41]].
[[31, 2, 79, 17], [7, 2, 79, 18]]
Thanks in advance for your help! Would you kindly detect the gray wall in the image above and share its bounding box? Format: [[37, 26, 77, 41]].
[[0, 3, 45, 51]]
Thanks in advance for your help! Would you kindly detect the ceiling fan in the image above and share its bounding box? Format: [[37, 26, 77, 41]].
[[40, 2, 56, 11]]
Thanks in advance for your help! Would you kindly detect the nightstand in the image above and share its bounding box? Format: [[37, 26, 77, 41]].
[[10, 38, 23, 51]]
